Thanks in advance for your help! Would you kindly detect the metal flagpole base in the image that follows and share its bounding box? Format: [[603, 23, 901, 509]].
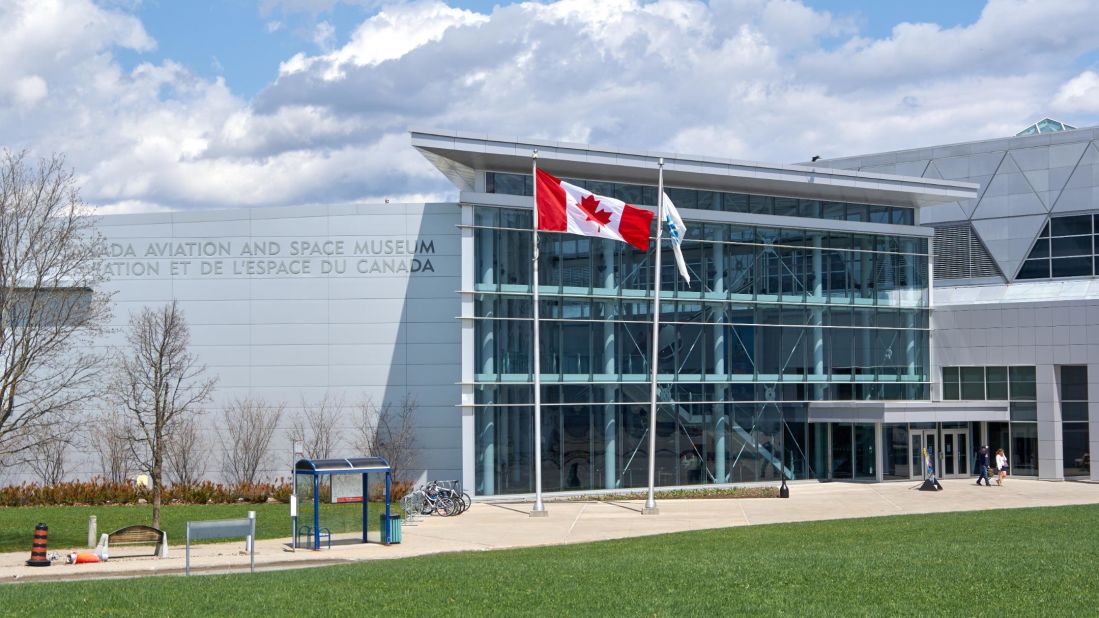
[[529, 506, 549, 518], [642, 506, 660, 515]]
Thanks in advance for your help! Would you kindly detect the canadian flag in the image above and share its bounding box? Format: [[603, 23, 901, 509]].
[[535, 169, 654, 251]]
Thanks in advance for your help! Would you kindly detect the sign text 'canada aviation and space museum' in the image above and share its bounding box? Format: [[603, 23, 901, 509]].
[[100, 237, 439, 278]]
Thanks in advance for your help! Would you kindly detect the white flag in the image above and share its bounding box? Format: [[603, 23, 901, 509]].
[[662, 192, 690, 285]]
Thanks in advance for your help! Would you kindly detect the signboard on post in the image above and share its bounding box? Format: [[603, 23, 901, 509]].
[[185, 513, 256, 575]]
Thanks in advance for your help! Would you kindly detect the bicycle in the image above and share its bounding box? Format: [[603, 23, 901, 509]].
[[434, 479, 472, 514]]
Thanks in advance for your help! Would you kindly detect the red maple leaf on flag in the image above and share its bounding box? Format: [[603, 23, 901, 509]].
[[577, 194, 612, 228]]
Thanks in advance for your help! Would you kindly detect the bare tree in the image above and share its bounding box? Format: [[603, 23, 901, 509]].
[[27, 439, 67, 485], [220, 397, 284, 485], [89, 411, 134, 484], [353, 395, 418, 480], [165, 416, 206, 487], [0, 150, 111, 466], [287, 393, 342, 460], [110, 301, 216, 528]]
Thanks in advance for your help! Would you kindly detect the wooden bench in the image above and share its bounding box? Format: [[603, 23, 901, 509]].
[[96, 525, 168, 559]]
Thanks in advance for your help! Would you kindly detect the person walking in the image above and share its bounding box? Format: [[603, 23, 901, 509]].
[[995, 448, 1008, 486], [975, 445, 992, 486]]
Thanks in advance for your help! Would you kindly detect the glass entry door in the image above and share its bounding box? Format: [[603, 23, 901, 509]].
[[940, 430, 969, 479], [911, 430, 937, 479]]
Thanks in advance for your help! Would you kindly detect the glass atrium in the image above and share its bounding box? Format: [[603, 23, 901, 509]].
[[471, 187, 931, 495]]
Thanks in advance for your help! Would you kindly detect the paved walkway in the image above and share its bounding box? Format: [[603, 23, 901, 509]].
[[3, 478, 1099, 583]]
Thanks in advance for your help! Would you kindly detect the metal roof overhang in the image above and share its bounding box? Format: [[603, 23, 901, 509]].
[[411, 129, 978, 209], [808, 401, 1010, 424], [294, 457, 390, 475]]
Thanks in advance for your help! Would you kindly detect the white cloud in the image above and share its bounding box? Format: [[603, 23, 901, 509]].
[[1052, 70, 1099, 114], [3, 0, 1099, 214], [312, 20, 336, 51], [11, 75, 47, 108], [799, 0, 1099, 89], [279, 1, 489, 79]]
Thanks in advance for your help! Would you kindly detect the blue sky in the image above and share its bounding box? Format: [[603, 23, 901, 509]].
[[121, 1, 991, 99], [3, 0, 1098, 212]]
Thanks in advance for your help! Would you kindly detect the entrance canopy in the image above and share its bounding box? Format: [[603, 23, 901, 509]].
[[808, 401, 1010, 424], [293, 457, 393, 549]]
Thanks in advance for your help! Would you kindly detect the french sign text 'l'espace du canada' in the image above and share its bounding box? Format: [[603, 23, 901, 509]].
[[100, 238, 437, 278]]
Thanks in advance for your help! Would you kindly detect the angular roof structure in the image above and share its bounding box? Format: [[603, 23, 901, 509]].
[[1016, 118, 1077, 137], [412, 129, 977, 210]]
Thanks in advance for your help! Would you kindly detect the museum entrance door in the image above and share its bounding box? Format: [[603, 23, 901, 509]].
[[910, 430, 936, 480], [940, 429, 969, 479]]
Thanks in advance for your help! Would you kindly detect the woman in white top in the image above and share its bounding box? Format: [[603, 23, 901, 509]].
[[995, 448, 1008, 486]]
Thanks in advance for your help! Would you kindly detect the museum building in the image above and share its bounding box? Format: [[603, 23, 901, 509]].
[[85, 121, 1099, 495]]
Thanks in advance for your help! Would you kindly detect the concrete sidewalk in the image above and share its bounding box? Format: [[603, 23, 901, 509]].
[[3, 478, 1098, 583]]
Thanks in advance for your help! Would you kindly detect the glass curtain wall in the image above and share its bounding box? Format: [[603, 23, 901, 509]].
[[472, 205, 930, 495]]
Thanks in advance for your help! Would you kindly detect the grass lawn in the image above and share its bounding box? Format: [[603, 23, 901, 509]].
[[0, 501, 395, 554], [4, 503, 1098, 616]]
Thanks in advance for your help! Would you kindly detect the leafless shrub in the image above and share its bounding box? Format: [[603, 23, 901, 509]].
[[27, 439, 68, 485], [165, 416, 206, 487], [287, 393, 343, 460], [353, 395, 418, 480], [220, 397, 285, 485], [90, 410, 135, 484]]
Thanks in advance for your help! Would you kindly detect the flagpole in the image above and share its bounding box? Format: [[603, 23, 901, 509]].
[[530, 150, 547, 517], [644, 159, 665, 515]]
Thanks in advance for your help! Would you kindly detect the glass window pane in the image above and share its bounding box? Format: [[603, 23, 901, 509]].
[[614, 183, 644, 205], [696, 191, 720, 211], [942, 366, 960, 400], [892, 208, 914, 225], [588, 180, 615, 197], [1009, 366, 1037, 400], [1016, 259, 1050, 280], [1063, 423, 1090, 477], [773, 197, 798, 217], [1010, 422, 1039, 476], [1010, 402, 1037, 422], [799, 199, 821, 218], [822, 202, 845, 220], [845, 203, 867, 222], [868, 205, 890, 224], [1061, 402, 1089, 422], [666, 187, 696, 210], [1028, 238, 1050, 259], [1051, 215, 1092, 237], [1050, 235, 1092, 257], [1061, 366, 1089, 401], [724, 193, 749, 213], [1052, 257, 1092, 278], [749, 194, 773, 215], [986, 366, 1008, 399], [960, 366, 985, 400], [493, 172, 529, 196]]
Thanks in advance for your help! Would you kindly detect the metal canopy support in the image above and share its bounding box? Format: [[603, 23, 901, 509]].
[[385, 471, 392, 545], [313, 474, 320, 551]]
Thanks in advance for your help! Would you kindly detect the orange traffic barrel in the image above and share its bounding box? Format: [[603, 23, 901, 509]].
[[26, 523, 50, 567]]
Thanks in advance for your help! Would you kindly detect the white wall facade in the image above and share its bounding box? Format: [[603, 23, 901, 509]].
[[36, 202, 463, 485]]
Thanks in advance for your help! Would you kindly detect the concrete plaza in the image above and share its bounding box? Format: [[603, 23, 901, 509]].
[[3, 478, 1098, 583]]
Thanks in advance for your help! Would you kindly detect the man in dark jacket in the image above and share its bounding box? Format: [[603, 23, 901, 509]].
[[976, 445, 991, 486]]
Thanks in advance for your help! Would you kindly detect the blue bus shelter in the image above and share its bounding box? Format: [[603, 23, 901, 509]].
[[293, 457, 393, 549]]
